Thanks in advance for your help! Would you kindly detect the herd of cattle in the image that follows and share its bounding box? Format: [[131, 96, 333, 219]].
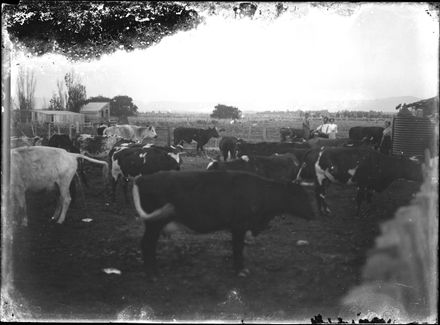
[[9, 123, 425, 278]]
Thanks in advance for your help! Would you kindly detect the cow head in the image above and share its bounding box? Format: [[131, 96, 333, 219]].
[[145, 125, 158, 139], [209, 127, 220, 138]]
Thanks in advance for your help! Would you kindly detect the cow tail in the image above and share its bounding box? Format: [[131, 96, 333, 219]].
[[132, 180, 174, 221], [72, 154, 109, 186], [132, 182, 150, 220]]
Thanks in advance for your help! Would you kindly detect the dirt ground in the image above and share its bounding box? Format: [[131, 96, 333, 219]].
[[4, 150, 422, 322]]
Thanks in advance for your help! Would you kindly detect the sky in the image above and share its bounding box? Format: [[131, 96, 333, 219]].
[[9, 2, 439, 112]]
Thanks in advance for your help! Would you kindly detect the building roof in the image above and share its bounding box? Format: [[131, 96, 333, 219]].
[[30, 110, 83, 115], [80, 102, 110, 112], [403, 96, 439, 117]]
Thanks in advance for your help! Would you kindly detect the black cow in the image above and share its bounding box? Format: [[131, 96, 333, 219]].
[[207, 153, 301, 182], [219, 136, 238, 161], [132, 170, 314, 277], [97, 124, 108, 136], [48, 134, 79, 153], [110, 144, 182, 203], [280, 127, 310, 142], [348, 126, 384, 149], [173, 127, 220, 152], [314, 147, 423, 215], [236, 140, 311, 157]]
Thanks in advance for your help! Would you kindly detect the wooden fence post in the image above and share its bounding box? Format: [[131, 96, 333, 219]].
[[167, 126, 171, 146], [76, 121, 80, 134], [57, 124, 60, 134], [48, 123, 51, 139], [69, 125, 73, 140]]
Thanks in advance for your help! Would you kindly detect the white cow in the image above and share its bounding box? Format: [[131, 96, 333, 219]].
[[103, 124, 157, 142], [11, 146, 109, 226]]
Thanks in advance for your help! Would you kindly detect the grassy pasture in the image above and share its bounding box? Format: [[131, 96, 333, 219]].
[[11, 112, 389, 151], [128, 112, 389, 148]]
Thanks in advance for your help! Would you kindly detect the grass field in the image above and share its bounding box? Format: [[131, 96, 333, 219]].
[[11, 112, 390, 149]]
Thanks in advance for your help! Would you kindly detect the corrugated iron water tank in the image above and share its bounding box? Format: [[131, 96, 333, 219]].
[[392, 107, 435, 157]]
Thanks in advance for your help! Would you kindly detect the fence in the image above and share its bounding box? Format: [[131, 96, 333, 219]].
[[11, 121, 98, 140], [340, 149, 438, 323], [11, 117, 386, 148]]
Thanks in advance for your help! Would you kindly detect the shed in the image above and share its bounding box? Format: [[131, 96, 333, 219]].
[[80, 102, 110, 122], [30, 110, 85, 125], [392, 97, 438, 158]]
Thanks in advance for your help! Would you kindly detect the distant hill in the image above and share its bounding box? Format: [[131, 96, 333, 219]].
[[338, 96, 422, 112], [135, 96, 423, 113]]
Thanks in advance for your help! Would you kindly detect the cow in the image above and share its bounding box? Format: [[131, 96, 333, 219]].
[[280, 127, 309, 142], [48, 134, 79, 153], [11, 146, 108, 226], [236, 140, 311, 157], [219, 136, 238, 161], [132, 170, 314, 278], [207, 153, 301, 183], [97, 123, 108, 136], [47, 133, 89, 194], [109, 144, 182, 203], [348, 126, 384, 149], [313, 147, 423, 215], [173, 127, 220, 152], [103, 124, 158, 142], [10, 136, 43, 148], [75, 135, 124, 160]]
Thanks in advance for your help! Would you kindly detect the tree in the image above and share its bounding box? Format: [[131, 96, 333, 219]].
[[210, 104, 242, 119], [110, 95, 138, 118], [16, 67, 36, 111], [48, 79, 67, 110], [65, 71, 87, 113], [85, 95, 112, 104]]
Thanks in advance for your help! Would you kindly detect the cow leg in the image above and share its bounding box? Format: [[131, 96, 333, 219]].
[[223, 150, 228, 161], [231, 229, 249, 277], [123, 177, 130, 204], [141, 221, 165, 278], [231, 149, 236, 160], [77, 159, 89, 188], [356, 187, 367, 217], [69, 177, 77, 206], [111, 175, 120, 202], [16, 192, 28, 227], [50, 183, 63, 222], [315, 179, 331, 215], [55, 181, 72, 224]]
